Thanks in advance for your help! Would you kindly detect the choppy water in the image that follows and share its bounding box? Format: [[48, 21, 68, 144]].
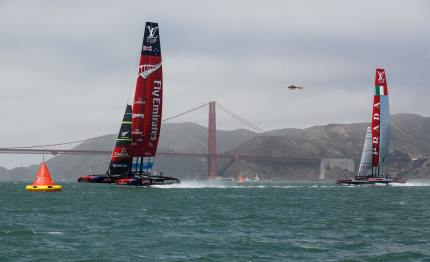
[[1, 181, 430, 261]]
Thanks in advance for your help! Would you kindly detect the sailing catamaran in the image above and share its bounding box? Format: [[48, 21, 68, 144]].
[[337, 68, 397, 185], [77, 22, 180, 186]]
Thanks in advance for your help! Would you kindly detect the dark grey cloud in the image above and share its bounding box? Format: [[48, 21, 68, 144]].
[[0, 0, 429, 167]]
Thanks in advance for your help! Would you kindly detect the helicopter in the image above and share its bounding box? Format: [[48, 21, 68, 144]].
[[287, 85, 303, 90]]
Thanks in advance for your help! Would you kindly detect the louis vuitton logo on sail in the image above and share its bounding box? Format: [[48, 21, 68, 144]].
[[138, 63, 162, 79], [377, 71, 385, 83], [375, 69, 386, 86], [146, 26, 158, 43]]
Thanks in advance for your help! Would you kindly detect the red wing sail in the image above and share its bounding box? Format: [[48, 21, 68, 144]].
[[131, 22, 163, 160], [371, 95, 381, 167], [371, 68, 388, 170]]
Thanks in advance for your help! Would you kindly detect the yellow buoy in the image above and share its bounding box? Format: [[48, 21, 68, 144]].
[[25, 162, 62, 192], [25, 185, 62, 192]]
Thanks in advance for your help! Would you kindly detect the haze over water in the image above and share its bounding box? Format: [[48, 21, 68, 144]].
[[1, 181, 430, 261]]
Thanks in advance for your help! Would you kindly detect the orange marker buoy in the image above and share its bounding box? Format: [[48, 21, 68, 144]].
[[25, 162, 62, 192]]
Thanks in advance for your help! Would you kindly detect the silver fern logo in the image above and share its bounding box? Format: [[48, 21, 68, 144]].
[[138, 63, 162, 79]]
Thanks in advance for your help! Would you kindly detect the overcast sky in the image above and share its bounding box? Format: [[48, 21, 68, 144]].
[[1, 0, 429, 168]]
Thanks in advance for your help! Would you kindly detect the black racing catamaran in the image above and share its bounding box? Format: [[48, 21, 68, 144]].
[[77, 22, 179, 186], [337, 68, 403, 186]]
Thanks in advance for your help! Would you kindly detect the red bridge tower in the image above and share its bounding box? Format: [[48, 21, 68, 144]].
[[208, 101, 217, 179]]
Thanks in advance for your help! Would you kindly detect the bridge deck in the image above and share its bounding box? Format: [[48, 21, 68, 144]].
[[0, 147, 320, 162]]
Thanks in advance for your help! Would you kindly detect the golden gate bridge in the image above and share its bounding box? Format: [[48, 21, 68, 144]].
[[0, 101, 422, 179], [0, 101, 332, 178]]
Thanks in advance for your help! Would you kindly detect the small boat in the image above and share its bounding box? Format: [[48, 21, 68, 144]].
[[244, 173, 260, 182], [215, 177, 235, 182], [393, 176, 407, 183], [77, 22, 179, 186], [337, 68, 405, 186]]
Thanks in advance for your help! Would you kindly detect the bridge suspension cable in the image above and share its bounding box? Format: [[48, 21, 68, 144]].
[[216, 102, 265, 134], [6, 139, 88, 149], [162, 102, 209, 122], [6, 101, 265, 150]]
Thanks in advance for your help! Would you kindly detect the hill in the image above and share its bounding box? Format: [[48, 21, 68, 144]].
[[0, 123, 257, 181], [223, 114, 430, 180], [1, 114, 430, 181]]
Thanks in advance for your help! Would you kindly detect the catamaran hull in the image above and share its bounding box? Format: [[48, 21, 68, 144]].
[[116, 176, 180, 186], [336, 177, 394, 185], [77, 175, 180, 186], [77, 175, 125, 183]]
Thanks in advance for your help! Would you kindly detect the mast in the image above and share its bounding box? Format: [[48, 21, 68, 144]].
[[371, 68, 390, 177], [131, 22, 163, 175]]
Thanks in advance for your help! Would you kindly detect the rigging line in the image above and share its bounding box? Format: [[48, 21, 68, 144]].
[[216, 103, 265, 134], [7, 139, 88, 149], [162, 102, 209, 122]]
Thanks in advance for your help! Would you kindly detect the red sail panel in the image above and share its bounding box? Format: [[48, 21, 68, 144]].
[[143, 76, 162, 156], [131, 22, 163, 157], [371, 95, 381, 167]]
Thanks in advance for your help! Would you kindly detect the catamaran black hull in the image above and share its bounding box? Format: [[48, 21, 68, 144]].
[[336, 180, 388, 185], [116, 176, 180, 186], [336, 177, 395, 185], [77, 174, 180, 186], [77, 175, 128, 183]]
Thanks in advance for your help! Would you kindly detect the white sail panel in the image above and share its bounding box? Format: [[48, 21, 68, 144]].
[[379, 95, 390, 169], [358, 127, 373, 177]]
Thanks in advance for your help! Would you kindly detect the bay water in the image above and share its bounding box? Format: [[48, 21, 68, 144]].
[[1, 181, 430, 261]]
